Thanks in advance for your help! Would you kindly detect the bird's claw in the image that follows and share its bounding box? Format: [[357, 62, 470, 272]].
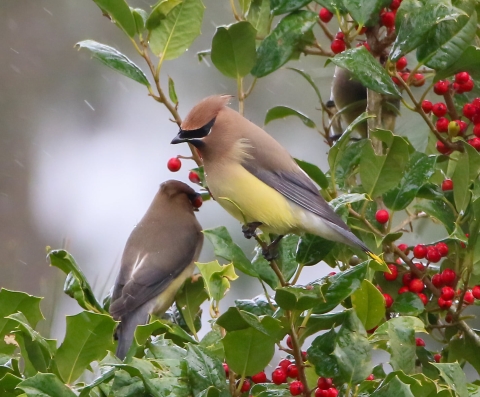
[[242, 222, 262, 239], [262, 246, 279, 261]]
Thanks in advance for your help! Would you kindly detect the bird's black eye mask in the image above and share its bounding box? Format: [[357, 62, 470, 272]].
[[171, 118, 216, 144]]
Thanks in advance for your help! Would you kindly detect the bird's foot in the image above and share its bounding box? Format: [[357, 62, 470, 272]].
[[261, 235, 284, 261], [242, 222, 262, 239]]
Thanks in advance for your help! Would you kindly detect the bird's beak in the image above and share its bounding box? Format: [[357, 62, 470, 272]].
[[171, 130, 186, 144]]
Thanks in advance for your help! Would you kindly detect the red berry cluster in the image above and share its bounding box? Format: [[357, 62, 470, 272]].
[[379, 0, 402, 29], [331, 32, 346, 54], [392, 57, 425, 87], [315, 377, 338, 397]]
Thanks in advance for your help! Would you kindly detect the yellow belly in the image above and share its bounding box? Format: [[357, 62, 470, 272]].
[[206, 163, 298, 235]]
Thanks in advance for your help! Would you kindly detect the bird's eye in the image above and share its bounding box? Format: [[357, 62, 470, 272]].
[[180, 117, 216, 139]]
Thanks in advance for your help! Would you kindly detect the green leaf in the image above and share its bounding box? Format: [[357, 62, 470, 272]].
[[327, 47, 401, 98], [91, 0, 136, 37], [168, 77, 178, 105], [452, 144, 480, 213], [203, 227, 257, 277], [436, 45, 480, 81], [245, 0, 271, 38], [196, 261, 238, 303], [330, 193, 368, 213], [448, 334, 480, 375], [235, 295, 275, 316], [313, 261, 368, 313], [200, 327, 224, 361], [185, 344, 229, 397], [251, 247, 280, 289], [371, 375, 415, 397], [271, 0, 311, 15], [383, 152, 437, 211], [335, 140, 368, 188], [265, 106, 316, 128], [296, 233, 336, 266], [176, 276, 208, 339], [149, 0, 205, 60], [307, 328, 340, 379], [275, 285, 324, 311], [251, 10, 317, 77], [417, 9, 477, 71], [211, 21, 257, 78], [276, 234, 299, 282], [391, 292, 425, 316], [414, 198, 456, 234], [351, 280, 385, 331], [107, 369, 145, 397], [0, 289, 43, 354], [132, 8, 148, 34], [146, 0, 182, 30], [222, 328, 275, 376], [294, 159, 328, 189], [250, 384, 292, 397], [360, 130, 410, 198], [390, 0, 466, 61], [53, 311, 115, 384], [432, 362, 468, 397], [17, 373, 77, 397], [298, 311, 347, 343], [342, 0, 391, 27], [334, 310, 372, 384], [75, 41, 149, 87]]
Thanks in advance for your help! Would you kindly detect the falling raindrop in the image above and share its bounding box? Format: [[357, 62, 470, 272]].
[[84, 100, 95, 111]]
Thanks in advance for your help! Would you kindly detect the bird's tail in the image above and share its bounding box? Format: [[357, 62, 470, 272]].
[[115, 304, 150, 360]]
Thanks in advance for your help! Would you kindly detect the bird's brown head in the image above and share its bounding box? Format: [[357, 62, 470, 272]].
[[171, 95, 232, 148], [160, 180, 203, 211]]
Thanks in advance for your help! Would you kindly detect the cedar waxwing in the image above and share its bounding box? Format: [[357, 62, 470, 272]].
[[109, 180, 203, 359], [171, 96, 380, 262]]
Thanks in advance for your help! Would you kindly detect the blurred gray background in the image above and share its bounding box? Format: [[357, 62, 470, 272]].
[[1, 0, 447, 371]]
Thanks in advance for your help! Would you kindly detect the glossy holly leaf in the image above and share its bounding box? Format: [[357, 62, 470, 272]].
[[383, 152, 437, 211], [78, 367, 116, 397], [168, 77, 178, 105], [211, 21, 257, 78], [432, 363, 468, 397], [17, 373, 77, 397], [390, 0, 465, 61], [271, 0, 311, 15], [145, 0, 182, 30], [132, 8, 148, 34], [342, 0, 391, 27], [436, 45, 480, 81], [313, 261, 368, 313], [275, 234, 299, 282], [265, 106, 316, 128], [91, 0, 136, 37], [250, 384, 292, 397], [448, 334, 480, 374], [335, 140, 368, 188], [223, 328, 275, 376], [351, 280, 385, 331], [307, 328, 340, 380], [149, 0, 204, 60], [327, 47, 401, 97], [330, 193, 368, 213], [414, 198, 456, 234], [294, 159, 329, 189], [275, 285, 324, 311], [452, 143, 480, 213], [251, 247, 280, 289], [235, 295, 275, 316], [75, 41, 149, 87], [251, 10, 317, 77], [53, 311, 115, 384], [370, 375, 415, 397], [0, 373, 21, 396], [360, 130, 410, 198], [391, 292, 424, 316], [297, 311, 347, 343], [197, 261, 238, 303], [203, 227, 257, 277], [246, 0, 271, 38], [417, 8, 476, 71], [176, 276, 208, 339], [296, 233, 336, 266]]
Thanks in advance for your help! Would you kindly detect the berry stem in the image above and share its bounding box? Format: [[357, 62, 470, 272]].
[[252, 234, 287, 286], [443, 91, 460, 120], [287, 312, 311, 397]]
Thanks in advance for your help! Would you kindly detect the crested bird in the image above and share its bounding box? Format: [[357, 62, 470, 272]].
[[171, 95, 380, 263], [110, 180, 203, 359]]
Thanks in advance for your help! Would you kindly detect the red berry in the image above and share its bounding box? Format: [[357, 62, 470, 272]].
[[415, 263, 426, 273], [426, 247, 441, 263], [398, 286, 409, 294], [289, 381, 304, 396], [251, 371, 267, 383], [390, 0, 401, 9], [441, 179, 453, 191], [319, 7, 334, 23], [460, 79, 474, 92], [458, 120, 468, 134], [473, 112, 480, 125], [441, 269, 456, 286], [436, 242, 449, 257], [413, 244, 427, 259], [432, 102, 447, 117], [412, 73, 425, 87], [401, 72, 410, 82], [315, 389, 328, 397], [326, 388, 339, 397], [421, 100, 433, 114], [418, 293, 428, 305], [473, 285, 480, 299], [241, 379, 251, 392], [455, 72, 470, 85], [317, 377, 333, 390], [397, 243, 410, 254], [438, 297, 452, 309], [167, 157, 182, 172], [434, 80, 450, 95], [279, 359, 291, 370], [464, 290, 474, 304], [409, 278, 425, 293], [403, 272, 414, 286], [463, 103, 477, 120], [436, 117, 449, 133], [286, 335, 293, 349], [396, 57, 407, 71], [375, 209, 389, 224], [432, 273, 443, 288], [301, 351, 307, 361], [434, 353, 442, 363], [223, 362, 229, 376], [381, 11, 395, 28], [392, 76, 401, 86], [474, 124, 480, 137], [188, 171, 200, 184], [287, 364, 299, 378], [415, 337, 426, 347], [272, 368, 287, 385], [367, 326, 378, 334], [445, 313, 453, 323], [436, 140, 451, 155], [469, 137, 480, 151], [366, 374, 375, 381], [356, 42, 371, 51], [331, 39, 346, 54], [335, 31, 345, 40], [441, 286, 455, 300], [383, 293, 394, 308], [384, 264, 398, 281]]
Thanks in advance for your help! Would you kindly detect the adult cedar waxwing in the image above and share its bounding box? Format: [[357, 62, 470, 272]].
[[171, 96, 381, 262], [109, 180, 203, 360]]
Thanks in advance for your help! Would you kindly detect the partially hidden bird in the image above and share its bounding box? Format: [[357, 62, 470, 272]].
[[171, 95, 381, 263], [109, 180, 203, 360]]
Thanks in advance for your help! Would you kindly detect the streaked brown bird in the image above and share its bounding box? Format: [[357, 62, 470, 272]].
[[171, 95, 381, 263], [110, 180, 203, 359]]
